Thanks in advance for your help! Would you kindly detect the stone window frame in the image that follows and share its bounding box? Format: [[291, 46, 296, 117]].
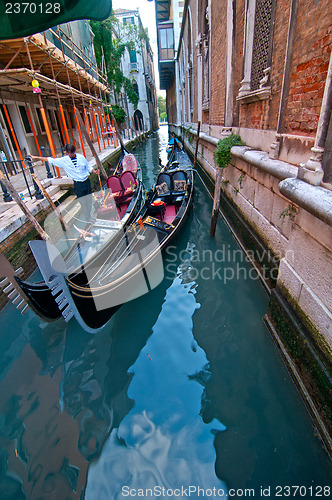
[[237, 0, 276, 104], [186, 8, 194, 120]]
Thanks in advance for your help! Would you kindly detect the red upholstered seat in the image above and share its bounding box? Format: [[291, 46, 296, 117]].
[[120, 171, 137, 197], [107, 176, 124, 202]]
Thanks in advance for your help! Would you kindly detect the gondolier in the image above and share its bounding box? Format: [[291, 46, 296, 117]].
[[30, 143, 98, 200], [30, 143, 99, 219]]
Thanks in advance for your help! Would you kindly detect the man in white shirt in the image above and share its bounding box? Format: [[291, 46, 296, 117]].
[[30, 143, 98, 197], [30, 144, 99, 220]]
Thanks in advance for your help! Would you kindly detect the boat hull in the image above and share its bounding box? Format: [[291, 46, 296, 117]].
[[11, 148, 194, 332]]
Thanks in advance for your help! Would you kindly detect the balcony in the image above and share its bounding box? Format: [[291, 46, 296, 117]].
[[130, 62, 139, 72], [157, 21, 175, 90]]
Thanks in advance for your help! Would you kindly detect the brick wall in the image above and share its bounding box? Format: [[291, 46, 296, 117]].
[[167, 81, 177, 124], [284, 0, 331, 136], [210, 1, 227, 126], [239, 99, 271, 129]]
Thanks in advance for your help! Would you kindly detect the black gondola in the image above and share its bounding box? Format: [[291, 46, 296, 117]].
[[1, 145, 194, 333], [0, 148, 144, 323]]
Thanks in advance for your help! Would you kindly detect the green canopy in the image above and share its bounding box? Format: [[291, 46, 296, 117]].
[[0, 0, 112, 40]]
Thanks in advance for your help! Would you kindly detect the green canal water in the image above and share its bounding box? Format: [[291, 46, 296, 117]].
[[0, 128, 331, 499]]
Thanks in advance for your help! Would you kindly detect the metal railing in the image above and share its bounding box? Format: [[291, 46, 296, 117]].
[[0, 145, 67, 202], [40, 146, 65, 178], [0, 157, 47, 202]]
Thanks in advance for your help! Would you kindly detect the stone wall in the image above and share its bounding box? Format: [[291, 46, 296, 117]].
[[180, 130, 332, 354]]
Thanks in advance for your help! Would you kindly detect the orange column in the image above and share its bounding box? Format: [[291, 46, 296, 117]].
[[74, 107, 86, 157], [2, 104, 24, 161], [102, 109, 110, 146], [57, 111, 66, 144], [40, 107, 60, 177], [107, 114, 114, 145], [98, 109, 106, 149], [59, 104, 70, 144], [26, 108, 42, 157], [92, 109, 101, 152]]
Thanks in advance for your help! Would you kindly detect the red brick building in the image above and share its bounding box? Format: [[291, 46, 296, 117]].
[[155, 1, 332, 354]]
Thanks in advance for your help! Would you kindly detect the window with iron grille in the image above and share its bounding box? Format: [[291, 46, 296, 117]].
[[251, 0, 273, 91], [238, 0, 276, 99]]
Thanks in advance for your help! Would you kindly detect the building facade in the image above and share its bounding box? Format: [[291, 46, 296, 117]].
[[114, 9, 159, 133], [155, 0, 332, 352], [0, 20, 111, 166]]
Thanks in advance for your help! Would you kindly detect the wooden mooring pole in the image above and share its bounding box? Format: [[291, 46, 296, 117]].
[[210, 167, 223, 237], [131, 117, 141, 144], [193, 121, 201, 170], [110, 112, 126, 150], [0, 170, 49, 241]]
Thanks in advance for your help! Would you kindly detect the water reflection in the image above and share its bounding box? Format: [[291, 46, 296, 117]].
[[0, 273, 169, 498], [85, 264, 228, 498], [138, 126, 169, 189]]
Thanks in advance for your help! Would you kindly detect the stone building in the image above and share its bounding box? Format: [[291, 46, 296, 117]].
[[155, 0, 332, 353], [114, 9, 159, 133]]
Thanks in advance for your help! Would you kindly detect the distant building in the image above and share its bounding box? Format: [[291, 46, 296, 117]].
[[114, 9, 159, 133]]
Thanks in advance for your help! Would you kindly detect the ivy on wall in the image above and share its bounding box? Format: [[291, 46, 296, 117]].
[[90, 12, 150, 112]]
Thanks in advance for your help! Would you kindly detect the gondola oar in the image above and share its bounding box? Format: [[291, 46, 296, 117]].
[[31, 173, 73, 235], [110, 111, 126, 150], [0, 170, 49, 241]]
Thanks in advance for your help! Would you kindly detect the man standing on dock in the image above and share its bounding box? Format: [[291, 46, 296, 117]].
[[30, 144, 98, 219]]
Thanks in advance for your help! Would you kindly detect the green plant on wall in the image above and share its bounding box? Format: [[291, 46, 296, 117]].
[[214, 134, 244, 170], [184, 126, 192, 137], [237, 173, 245, 189], [90, 11, 149, 109], [109, 104, 126, 123], [279, 204, 297, 224]]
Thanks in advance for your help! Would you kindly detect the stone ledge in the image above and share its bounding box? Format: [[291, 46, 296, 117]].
[[279, 178, 332, 227], [231, 146, 298, 180]]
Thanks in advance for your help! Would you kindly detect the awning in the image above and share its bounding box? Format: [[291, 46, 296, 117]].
[[0, 0, 112, 40]]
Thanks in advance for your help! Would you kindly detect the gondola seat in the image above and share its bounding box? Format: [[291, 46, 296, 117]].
[[155, 172, 172, 203], [107, 176, 125, 203], [171, 170, 187, 196], [120, 171, 137, 200]]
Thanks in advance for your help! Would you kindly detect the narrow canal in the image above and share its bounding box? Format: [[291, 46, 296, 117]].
[[0, 128, 331, 499]]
